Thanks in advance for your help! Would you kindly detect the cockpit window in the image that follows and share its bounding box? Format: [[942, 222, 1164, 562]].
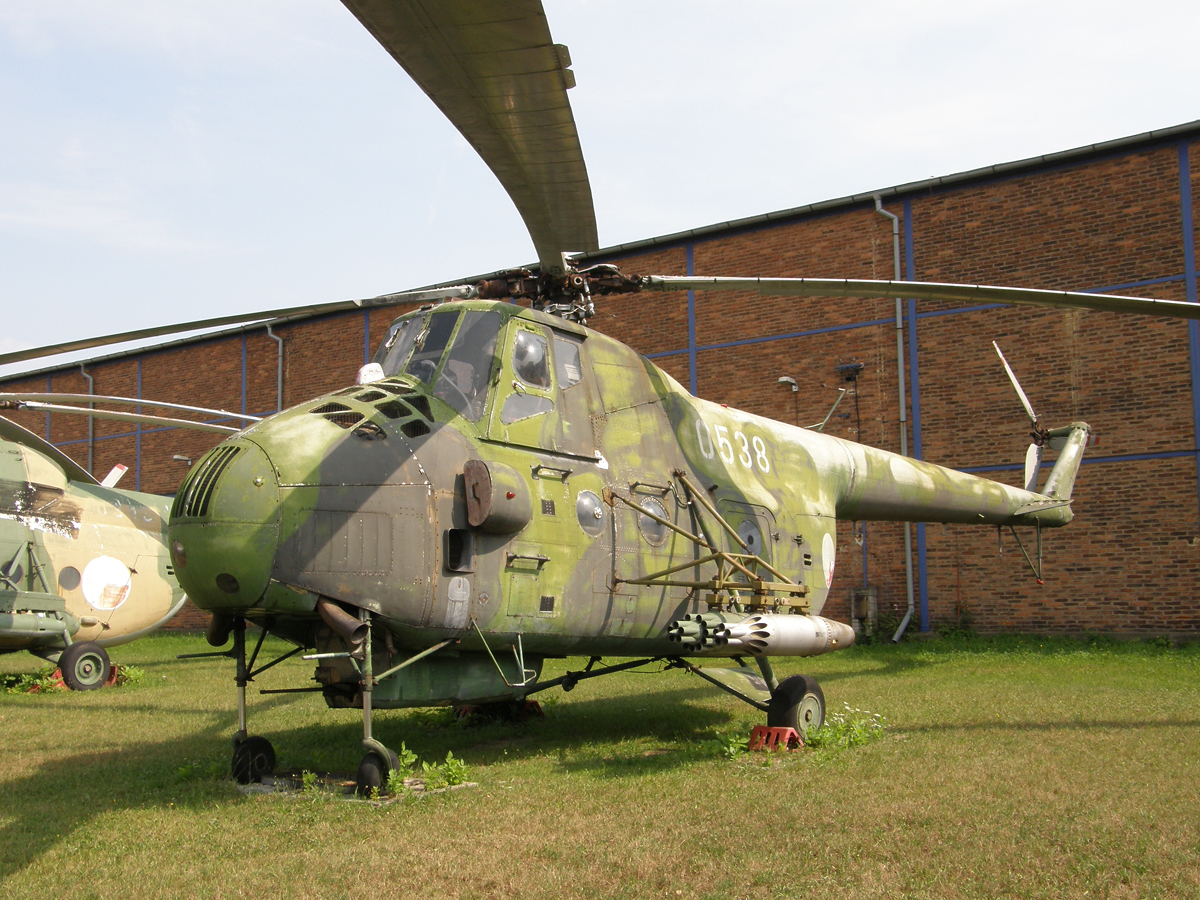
[[554, 335, 582, 388], [405, 311, 459, 385], [433, 310, 502, 422], [512, 330, 551, 389], [372, 315, 425, 377]]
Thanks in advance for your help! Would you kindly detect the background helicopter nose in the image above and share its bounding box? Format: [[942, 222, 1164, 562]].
[[168, 438, 280, 611]]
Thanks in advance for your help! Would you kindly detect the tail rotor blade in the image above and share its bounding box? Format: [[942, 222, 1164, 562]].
[[992, 341, 1039, 426], [1024, 443, 1043, 492]]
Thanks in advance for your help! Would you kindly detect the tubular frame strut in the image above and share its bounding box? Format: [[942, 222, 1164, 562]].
[[607, 471, 808, 612]]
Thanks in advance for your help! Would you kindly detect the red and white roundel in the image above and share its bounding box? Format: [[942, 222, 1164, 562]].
[[81, 556, 132, 611], [822, 532, 836, 589]]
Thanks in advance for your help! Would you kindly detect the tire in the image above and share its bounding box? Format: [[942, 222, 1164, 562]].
[[59, 642, 111, 691], [356, 751, 390, 796], [767, 674, 825, 736], [231, 736, 276, 784]]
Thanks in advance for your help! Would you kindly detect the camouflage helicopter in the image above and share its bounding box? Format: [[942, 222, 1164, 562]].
[[5, 0, 1200, 787], [0, 414, 188, 688], [0, 391, 263, 687]]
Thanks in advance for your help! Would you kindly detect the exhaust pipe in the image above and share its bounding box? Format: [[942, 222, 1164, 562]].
[[317, 598, 368, 652]]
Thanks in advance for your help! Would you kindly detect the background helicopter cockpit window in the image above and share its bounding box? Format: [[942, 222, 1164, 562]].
[[434, 310, 503, 422]]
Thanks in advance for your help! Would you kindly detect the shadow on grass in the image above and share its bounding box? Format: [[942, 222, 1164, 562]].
[[0, 679, 753, 879]]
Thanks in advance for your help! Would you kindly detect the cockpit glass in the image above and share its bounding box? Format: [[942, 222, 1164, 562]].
[[512, 330, 551, 388], [433, 310, 502, 421], [405, 310, 459, 385], [372, 315, 425, 377]]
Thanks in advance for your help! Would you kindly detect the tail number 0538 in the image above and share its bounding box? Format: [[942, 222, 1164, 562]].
[[695, 420, 770, 473]]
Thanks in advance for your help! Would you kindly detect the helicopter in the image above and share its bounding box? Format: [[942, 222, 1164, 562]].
[[4, 0, 1200, 788], [0, 413, 188, 688]]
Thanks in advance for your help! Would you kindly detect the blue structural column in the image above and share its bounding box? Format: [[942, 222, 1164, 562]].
[[135, 358, 143, 491], [1181, 141, 1200, 521], [686, 242, 698, 395], [904, 198, 930, 631], [364, 309, 372, 366], [240, 335, 248, 416]]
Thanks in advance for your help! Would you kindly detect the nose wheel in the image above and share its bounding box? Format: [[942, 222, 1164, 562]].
[[232, 735, 277, 784]]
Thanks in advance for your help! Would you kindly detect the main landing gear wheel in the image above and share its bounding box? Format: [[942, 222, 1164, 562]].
[[767, 674, 826, 737], [356, 748, 401, 796], [59, 641, 111, 691], [231, 736, 276, 784]]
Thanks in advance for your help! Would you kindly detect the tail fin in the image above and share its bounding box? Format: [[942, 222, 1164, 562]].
[[1041, 422, 1092, 501]]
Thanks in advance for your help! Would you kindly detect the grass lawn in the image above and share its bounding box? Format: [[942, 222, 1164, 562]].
[[1, 632, 1197, 899]]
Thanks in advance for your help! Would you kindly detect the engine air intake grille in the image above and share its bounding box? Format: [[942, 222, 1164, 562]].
[[171, 446, 242, 519]]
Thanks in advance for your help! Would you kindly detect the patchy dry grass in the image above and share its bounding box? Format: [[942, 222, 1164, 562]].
[[1, 633, 1198, 899]]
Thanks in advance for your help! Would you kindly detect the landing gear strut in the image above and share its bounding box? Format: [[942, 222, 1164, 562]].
[[355, 609, 399, 796], [230, 619, 277, 784]]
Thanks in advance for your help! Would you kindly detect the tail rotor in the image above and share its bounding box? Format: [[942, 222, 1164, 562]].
[[992, 341, 1050, 492]]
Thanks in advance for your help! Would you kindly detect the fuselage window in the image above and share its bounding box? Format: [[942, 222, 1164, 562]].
[[372, 315, 426, 377], [405, 311, 459, 385], [434, 310, 503, 422], [554, 335, 582, 388], [512, 330, 551, 389], [501, 394, 553, 424]]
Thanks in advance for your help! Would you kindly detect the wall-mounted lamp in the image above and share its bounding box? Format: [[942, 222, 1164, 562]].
[[777, 375, 798, 392], [172, 454, 193, 467]]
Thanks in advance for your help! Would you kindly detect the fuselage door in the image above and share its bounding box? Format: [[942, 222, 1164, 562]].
[[485, 322, 559, 454]]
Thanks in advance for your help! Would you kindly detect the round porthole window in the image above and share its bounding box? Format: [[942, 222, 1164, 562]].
[[737, 519, 763, 557], [637, 498, 669, 546], [576, 491, 605, 537]]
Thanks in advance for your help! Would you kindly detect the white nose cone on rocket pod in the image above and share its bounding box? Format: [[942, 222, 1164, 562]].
[[720, 614, 856, 656]]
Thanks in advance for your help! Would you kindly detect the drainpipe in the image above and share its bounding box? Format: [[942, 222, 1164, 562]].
[[80, 363, 94, 475], [265, 324, 284, 413], [874, 196, 916, 642]]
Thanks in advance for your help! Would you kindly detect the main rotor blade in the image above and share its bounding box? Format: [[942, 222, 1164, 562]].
[[643, 276, 1200, 320], [341, 0, 598, 274], [0, 286, 442, 369], [991, 342, 1039, 426]]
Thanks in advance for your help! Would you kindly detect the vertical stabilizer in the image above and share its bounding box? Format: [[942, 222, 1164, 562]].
[[1041, 423, 1092, 501]]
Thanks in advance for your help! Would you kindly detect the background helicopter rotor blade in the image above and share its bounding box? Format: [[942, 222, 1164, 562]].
[[340, 0, 599, 275], [644, 276, 1200, 321]]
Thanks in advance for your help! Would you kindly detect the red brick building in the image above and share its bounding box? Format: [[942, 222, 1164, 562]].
[[5, 121, 1198, 638]]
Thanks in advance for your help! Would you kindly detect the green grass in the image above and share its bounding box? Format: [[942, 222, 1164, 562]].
[[1, 633, 1198, 899]]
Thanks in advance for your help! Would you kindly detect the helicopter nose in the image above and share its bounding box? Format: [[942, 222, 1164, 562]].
[[168, 439, 280, 611]]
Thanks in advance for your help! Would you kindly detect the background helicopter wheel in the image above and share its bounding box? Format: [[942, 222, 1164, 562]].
[[58, 641, 111, 691], [355, 748, 399, 796], [767, 674, 825, 736], [231, 736, 276, 784]]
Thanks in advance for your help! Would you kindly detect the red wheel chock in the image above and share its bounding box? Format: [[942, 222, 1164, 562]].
[[748, 725, 803, 751]]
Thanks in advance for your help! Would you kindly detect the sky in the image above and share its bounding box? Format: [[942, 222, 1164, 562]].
[[2, 0, 1199, 379]]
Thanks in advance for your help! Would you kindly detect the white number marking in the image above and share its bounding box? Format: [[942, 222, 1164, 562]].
[[695, 420, 714, 459], [753, 435, 770, 473], [735, 431, 752, 468], [714, 424, 734, 464]]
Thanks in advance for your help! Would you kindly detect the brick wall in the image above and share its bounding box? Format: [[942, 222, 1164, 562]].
[[5, 132, 1198, 637]]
